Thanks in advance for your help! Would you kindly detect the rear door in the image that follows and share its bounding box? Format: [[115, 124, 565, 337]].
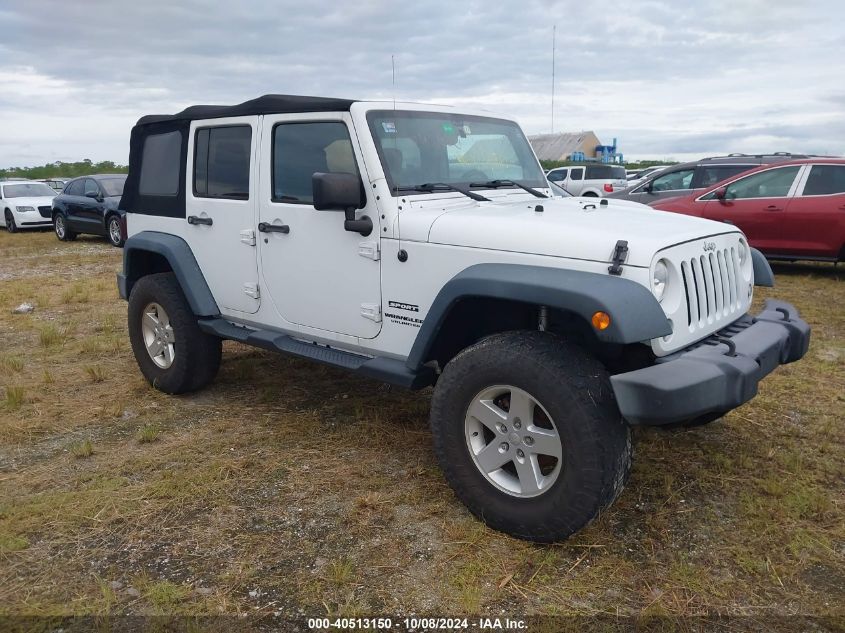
[[184, 117, 261, 314], [567, 167, 585, 194], [780, 164, 845, 258], [701, 165, 803, 253]]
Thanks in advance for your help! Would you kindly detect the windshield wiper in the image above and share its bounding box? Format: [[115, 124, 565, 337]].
[[396, 183, 490, 202], [469, 179, 548, 199]]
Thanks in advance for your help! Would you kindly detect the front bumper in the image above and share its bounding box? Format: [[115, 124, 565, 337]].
[[15, 210, 52, 228], [610, 299, 810, 426]]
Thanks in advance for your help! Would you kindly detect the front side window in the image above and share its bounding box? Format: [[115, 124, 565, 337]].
[[548, 169, 567, 182], [139, 130, 182, 196], [83, 179, 100, 196], [802, 165, 845, 196], [272, 122, 359, 204], [66, 180, 84, 196], [194, 125, 252, 199], [651, 169, 694, 192], [723, 166, 801, 200], [1, 182, 57, 198], [367, 110, 545, 194]]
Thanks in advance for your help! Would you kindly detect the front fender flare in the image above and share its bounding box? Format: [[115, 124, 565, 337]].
[[119, 231, 219, 316], [406, 263, 671, 371], [751, 248, 774, 287]]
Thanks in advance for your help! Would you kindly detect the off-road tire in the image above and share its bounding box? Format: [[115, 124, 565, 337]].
[[430, 331, 632, 542], [128, 272, 221, 394], [53, 212, 77, 241], [5, 210, 17, 233]]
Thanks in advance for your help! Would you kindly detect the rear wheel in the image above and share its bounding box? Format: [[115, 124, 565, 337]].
[[106, 214, 124, 247], [54, 213, 77, 241], [582, 191, 599, 197], [5, 210, 17, 233], [430, 331, 631, 542], [128, 273, 221, 393]]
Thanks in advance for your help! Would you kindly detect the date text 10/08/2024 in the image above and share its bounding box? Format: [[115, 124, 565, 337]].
[[307, 617, 527, 630]]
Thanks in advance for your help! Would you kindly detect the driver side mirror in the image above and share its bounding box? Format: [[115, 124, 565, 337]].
[[643, 180, 654, 193], [312, 172, 372, 236], [714, 186, 728, 202], [85, 191, 102, 201]]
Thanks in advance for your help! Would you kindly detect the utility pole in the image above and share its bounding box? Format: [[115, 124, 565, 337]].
[[551, 24, 556, 134]]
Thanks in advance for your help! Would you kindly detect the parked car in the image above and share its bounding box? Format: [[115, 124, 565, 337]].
[[546, 164, 628, 197], [40, 178, 68, 193], [116, 94, 809, 543], [623, 165, 668, 188], [651, 159, 845, 262], [0, 180, 55, 232], [608, 153, 813, 204], [51, 174, 128, 246]]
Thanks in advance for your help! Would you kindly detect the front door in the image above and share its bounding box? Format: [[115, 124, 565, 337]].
[[701, 165, 802, 253], [184, 116, 260, 314], [257, 113, 382, 339]]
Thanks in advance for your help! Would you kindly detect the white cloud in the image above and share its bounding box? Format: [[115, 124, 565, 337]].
[[0, 0, 843, 166]]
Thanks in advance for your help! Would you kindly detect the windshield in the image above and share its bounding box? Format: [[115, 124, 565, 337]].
[[2, 183, 56, 198], [100, 176, 126, 197], [367, 110, 546, 194]]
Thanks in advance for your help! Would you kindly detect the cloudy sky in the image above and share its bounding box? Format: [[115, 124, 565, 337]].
[[1, 0, 843, 167]]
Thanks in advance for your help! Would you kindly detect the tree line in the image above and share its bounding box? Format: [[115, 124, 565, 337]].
[[0, 160, 128, 180]]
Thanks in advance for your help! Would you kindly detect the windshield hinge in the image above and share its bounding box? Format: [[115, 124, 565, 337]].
[[240, 229, 256, 246], [608, 240, 629, 276], [243, 282, 260, 299], [360, 303, 382, 322], [358, 241, 380, 261]]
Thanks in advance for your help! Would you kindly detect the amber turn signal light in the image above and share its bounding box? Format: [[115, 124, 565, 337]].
[[591, 311, 611, 330]]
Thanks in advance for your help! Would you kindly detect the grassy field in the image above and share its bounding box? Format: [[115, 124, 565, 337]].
[[0, 230, 842, 629]]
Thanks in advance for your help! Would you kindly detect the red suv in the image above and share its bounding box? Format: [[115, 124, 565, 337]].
[[651, 159, 845, 262]]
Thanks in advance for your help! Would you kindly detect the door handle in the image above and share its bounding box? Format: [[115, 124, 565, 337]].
[[187, 215, 213, 226], [838, 204, 845, 210], [258, 222, 290, 234], [764, 205, 783, 212]]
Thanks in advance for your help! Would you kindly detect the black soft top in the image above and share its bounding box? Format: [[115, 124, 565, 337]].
[[137, 94, 356, 125]]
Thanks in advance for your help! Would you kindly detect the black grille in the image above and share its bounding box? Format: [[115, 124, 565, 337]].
[[38, 206, 52, 218]]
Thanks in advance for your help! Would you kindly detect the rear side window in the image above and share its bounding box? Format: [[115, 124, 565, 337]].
[[697, 165, 754, 188], [194, 125, 252, 200], [272, 122, 359, 204], [569, 168, 584, 181], [803, 165, 845, 195], [585, 165, 626, 179], [139, 131, 182, 196]]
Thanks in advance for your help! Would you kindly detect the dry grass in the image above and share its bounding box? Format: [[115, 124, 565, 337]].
[[0, 230, 842, 627]]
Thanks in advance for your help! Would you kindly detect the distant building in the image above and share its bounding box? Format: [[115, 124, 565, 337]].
[[529, 131, 622, 163]]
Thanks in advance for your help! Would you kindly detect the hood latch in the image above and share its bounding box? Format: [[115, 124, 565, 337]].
[[608, 240, 629, 276]]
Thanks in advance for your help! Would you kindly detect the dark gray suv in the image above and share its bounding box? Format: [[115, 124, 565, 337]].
[[608, 153, 813, 205]]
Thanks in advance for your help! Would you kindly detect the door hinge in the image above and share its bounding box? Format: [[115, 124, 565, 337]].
[[360, 303, 382, 322], [358, 241, 380, 261], [240, 229, 256, 246], [243, 282, 260, 299]]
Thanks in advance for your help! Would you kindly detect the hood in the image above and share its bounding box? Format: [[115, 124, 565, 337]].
[[404, 194, 739, 268], [9, 196, 55, 208]]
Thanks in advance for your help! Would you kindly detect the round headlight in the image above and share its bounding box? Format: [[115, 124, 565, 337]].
[[652, 259, 669, 302], [738, 240, 748, 265]]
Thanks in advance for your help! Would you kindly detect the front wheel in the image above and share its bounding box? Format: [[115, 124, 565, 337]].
[[128, 273, 221, 394], [5, 210, 17, 233], [54, 213, 77, 241], [106, 214, 124, 247], [430, 331, 631, 542]]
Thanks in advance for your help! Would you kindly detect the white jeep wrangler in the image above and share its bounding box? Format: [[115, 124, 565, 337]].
[[118, 95, 810, 542]]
